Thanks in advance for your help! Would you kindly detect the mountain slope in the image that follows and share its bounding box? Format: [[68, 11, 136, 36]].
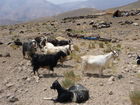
[[59, 0, 138, 10], [0, 0, 63, 22], [55, 8, 100, 19], [116, 0, 140, 10]]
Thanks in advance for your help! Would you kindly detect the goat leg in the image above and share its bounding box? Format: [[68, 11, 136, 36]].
[[99, 68, 103, 77]]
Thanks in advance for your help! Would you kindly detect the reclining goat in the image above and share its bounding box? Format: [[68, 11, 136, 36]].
[[49, 80, 89, 103]]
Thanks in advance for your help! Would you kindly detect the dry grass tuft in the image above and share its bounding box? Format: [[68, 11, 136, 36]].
[[73, 45, 80, 52], [129, 90, 140, 105], [88, 42, 95, 49], [62, 71, 81, 88], [99, 42, 104, 48]]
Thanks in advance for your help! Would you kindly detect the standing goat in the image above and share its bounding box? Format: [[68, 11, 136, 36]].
[[22, 39, 37, 59], [81, 50, 118, 77], [30, 51, 67, 77]]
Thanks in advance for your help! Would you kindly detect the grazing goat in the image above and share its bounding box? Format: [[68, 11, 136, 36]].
[[30, 51, 67, 77], [136, 55, 140, 65], [22, 39, 37, 59], [81, 50, 118, 77], [50, 80, 89, 103]]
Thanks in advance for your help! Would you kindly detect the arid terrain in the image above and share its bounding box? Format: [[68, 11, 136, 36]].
[[0, 9, 140, 105]]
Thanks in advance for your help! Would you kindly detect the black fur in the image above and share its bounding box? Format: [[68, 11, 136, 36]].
[[137, 55, 140, 65], [31, 51, 67, 76], [51, 80, 73, 103], [50, 80, 89, 103]]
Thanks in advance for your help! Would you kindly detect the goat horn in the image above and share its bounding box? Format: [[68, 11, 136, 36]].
[[56, 77, 59, 81], [43, 97, 53, 100]]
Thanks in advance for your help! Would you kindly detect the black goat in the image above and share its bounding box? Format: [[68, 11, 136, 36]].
[[22, 40, 37, 59], [30, 51, 67, 76], [50, 80, 89, 103], [137, 55, 140, 65]]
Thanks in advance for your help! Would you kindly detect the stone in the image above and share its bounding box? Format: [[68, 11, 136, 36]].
[[108, 76, 115, 82], [7, 95, 19, 103], [133, 23, 139, 26], [129, 81, 134, 84], [99, 83, 104, 86], [2, 52, 10, 57], [6, 83, 14, 88], [117, 74, 124, 79], [109, 91, 113, 95]]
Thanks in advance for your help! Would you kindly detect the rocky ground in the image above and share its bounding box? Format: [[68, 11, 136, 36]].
[[0, 12, 140, 105]]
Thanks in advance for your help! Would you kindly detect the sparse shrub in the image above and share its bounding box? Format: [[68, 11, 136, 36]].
[[73, 45, 79, 52], [62, 78, 75, 89], [99, 42, 104, 48], [129, 90, 140, 105], [80, 42, 86, 46], [62, 71, 81, 88], [10, 44, 19, 50], [70, 51, 81, 63], [103, 47, 112, 53], [88, 42, 95, 49], [137, 73, 140, 78], [112, 44, 122, 52]]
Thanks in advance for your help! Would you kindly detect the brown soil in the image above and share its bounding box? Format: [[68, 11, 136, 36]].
[[0, 13, 140, 105]]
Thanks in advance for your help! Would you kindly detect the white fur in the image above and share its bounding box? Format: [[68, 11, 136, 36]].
[[81, 51, 118, 77], [42, 42, 74, 54]]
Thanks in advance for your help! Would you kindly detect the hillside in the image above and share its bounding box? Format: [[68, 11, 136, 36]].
[[0, 8, 140, 105], [116, 0, 140, 10], [0, 0, 138, 25], [55, 8, 101, 19], [60, 0, 138, 10], [0, 0, 63, 24]]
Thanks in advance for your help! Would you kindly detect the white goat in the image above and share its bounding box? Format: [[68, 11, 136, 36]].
[[81, 51, 118, 77], [42, 42, 74, 65], [42, 42, 73, 55]]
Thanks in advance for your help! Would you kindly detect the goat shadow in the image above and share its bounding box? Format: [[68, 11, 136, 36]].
[[40, 73, 64, 78], [85, 73, 112, 78], [56, 64, 74, 69]]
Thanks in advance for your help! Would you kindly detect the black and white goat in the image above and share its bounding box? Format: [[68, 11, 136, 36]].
[[49, 80, 89, 103], [34, 36, 72, 48], [136, 55, 140, 65], [30, 51, 67, 77], [22, 39, 37, 59]]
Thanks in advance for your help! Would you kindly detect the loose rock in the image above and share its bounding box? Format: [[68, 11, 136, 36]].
[[109, 91, 113, 95]]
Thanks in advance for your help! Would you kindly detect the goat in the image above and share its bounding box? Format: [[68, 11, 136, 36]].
[[42, 42, 73, 65], [50, 80, 89, 103], [46, 36, 71, 46], [22, 39, 37, 59], [136, 55, 140, 65], [42, 42, 73, 55], [81, 50, 118, 77], [55, 36, 71, 46], [30, 51, 67, 77]]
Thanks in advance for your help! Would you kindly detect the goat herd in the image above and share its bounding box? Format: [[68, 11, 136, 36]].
[[21, 35, 140, 103]]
